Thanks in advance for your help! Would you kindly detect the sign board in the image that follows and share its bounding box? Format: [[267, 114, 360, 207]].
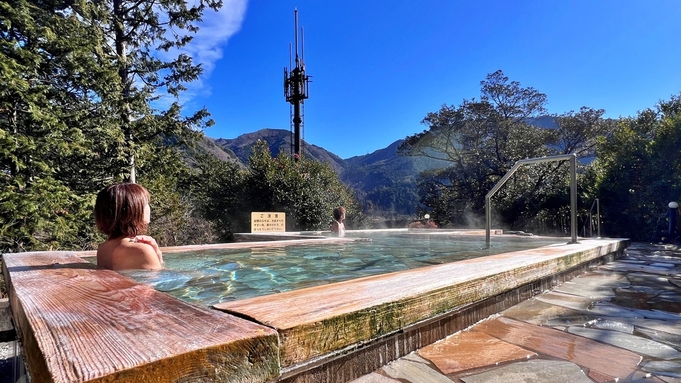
[[251, 212, 286, 232]]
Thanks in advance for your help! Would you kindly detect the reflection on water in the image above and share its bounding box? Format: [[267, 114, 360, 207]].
[[122, 232, 561, 307]]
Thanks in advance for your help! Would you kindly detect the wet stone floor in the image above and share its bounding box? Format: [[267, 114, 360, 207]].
[[352, 242, 681, 383]]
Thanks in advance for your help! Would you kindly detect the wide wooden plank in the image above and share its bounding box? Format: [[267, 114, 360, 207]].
[[2, 251, 280, 383], [215, 239, 627, 367]]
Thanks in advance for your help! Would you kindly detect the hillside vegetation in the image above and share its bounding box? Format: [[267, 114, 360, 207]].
[[2, 0, 680, 253], [210, 130, 450, 219]]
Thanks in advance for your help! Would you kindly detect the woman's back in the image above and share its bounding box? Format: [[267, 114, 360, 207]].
[[97, 236, 163, 271]]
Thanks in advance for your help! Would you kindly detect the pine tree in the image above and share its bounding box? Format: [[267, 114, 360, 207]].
[[1, 0, 222, 251], [0, 0, 119, 251], [90, 0, 220, 181]]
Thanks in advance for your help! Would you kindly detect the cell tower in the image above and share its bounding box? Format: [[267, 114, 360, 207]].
[[284, 8, 311, 159]]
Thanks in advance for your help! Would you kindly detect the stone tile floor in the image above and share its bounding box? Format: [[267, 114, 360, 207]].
[[0, 298, 23, 383], [352, 242, 681, 383]]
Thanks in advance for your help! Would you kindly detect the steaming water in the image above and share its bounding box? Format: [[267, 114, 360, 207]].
[[121, 231, 561, 306]]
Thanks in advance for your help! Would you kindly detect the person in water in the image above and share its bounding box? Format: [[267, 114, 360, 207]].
[[94, 182, 163, 271], [331, 206, 346, 236]]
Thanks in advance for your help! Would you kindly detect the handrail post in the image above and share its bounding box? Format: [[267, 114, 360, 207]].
[[596, 198, 600, 238], [569, 154, 577, 244], [485, 195, 491, 245], [587, 198, 601, 238], [485, 154, 579, 248]]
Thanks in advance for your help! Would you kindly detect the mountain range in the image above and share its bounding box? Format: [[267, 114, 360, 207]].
[[202, 115, 563, 217], [202, 128, 449, 217]]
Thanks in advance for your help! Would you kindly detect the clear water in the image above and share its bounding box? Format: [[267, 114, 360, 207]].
[[121, 231, 561, 307]]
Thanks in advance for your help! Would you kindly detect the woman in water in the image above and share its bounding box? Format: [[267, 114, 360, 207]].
[[331, 206, 346, 237], [94, 182, 163, 270]]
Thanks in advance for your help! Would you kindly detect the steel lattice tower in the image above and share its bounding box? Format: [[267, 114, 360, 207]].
[[284, 8, 311, 159]]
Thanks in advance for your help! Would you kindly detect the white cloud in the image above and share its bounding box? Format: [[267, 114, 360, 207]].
[[154, 0, 248, 112], [186, 0, 248, 76]]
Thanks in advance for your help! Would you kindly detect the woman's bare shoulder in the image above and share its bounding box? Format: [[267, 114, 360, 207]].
[[97, 238, 122, 270], [110, 239, 162, 270]]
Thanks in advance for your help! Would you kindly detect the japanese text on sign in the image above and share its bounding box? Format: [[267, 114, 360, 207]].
[[251, 212, 286, 232]]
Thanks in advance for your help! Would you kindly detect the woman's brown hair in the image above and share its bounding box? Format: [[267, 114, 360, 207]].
[[94, 183, 150, 239], [333, 206, 345, 221]]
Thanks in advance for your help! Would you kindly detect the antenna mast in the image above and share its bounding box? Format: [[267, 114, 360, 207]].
[[284, 8, 311, 159]]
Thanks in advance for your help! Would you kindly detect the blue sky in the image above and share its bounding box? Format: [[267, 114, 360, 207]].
[[182, 0, 681, 159]]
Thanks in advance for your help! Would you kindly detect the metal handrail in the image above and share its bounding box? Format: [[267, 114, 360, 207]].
[[588, 198, 601, 238], [485, 154, 578, 247]]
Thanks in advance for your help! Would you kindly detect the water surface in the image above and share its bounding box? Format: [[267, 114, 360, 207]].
[[122, 231, 561, 306]]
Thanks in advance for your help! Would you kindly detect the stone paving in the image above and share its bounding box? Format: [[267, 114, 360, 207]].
[[0, 298, 24, 383], [352, 242, 681, 383]]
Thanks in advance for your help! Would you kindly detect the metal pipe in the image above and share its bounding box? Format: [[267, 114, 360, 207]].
[[596, 198, 600, 238], [668, 201, 679, 242], [588, 198, 600, 238], [569, 154, 577, 243], [485, 154, 578, 247], [588, 211, 592, 238]]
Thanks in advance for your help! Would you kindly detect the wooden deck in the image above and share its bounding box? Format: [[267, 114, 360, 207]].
[[214, 239, 629, 369], [2, 251, 279, 383], [2, 237, 629, 383]]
